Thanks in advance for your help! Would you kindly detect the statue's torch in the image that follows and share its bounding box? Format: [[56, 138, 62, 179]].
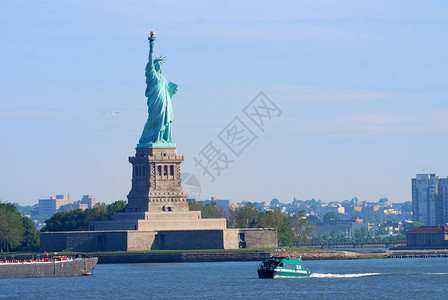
[[149, 30, 155, 41]]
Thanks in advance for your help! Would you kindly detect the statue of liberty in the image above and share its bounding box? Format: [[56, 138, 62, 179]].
[[138, 30, 178, 148]]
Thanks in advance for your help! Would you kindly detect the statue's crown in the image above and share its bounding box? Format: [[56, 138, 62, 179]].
[[154, 55, 166, 64]]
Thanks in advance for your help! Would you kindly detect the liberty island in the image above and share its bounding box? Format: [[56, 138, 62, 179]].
[[40, 31, 277, 252]]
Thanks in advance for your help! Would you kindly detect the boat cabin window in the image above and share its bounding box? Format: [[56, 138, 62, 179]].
[[283, 264, 302, 270]]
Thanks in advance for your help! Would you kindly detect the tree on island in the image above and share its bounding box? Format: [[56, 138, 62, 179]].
[[187, 201, 224, 219], [323, 212, 341, 223], [106, 200, 127, 219], [228, 203, 260, 228], [291, 210, 314, 243], [257, 210, 295, 246], [0, 202, 39, 252], [21, 216, 40, 251], [402, 221, 424, 233], [227, 203, 312, 246]]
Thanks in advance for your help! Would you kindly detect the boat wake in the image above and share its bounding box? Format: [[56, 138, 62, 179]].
[[310, 273, 382, 278]]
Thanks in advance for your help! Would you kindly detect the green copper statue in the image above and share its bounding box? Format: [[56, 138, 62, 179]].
[[138, 30, 178, 148]]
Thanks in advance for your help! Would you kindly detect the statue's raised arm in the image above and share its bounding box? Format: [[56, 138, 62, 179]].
[[146, 30, 156, 74]]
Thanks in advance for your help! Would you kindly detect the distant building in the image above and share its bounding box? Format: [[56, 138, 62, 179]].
[[345, 205, 362, 213], [204, 197, 232, 211], [324, 217, 364, 225], [232, 203, 245, 210], [383, 209, 399, 215], [407, 226, 448, 248], [61, 203, 88, 212], [315, 217, 368, 237], [38, 195, 74, 215], [60, 195, 96, 212], [382, 221, 401, 232], [38, 194, 96, 215], [412, 173, 448, 225], [253, 201, 270, 212], [440, 179, 448, 224], [364, 205, 381, 212], [316, 203, 345, 216], [400, 202, 413, 220], [79, 195, 96, 207]]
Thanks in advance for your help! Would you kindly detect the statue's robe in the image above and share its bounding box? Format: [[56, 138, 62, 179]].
[[139, 62, 177, 144]]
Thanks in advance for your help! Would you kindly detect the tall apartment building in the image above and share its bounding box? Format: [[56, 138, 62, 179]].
[[412, 174, 448, 225], [439, 178, 448, 224]]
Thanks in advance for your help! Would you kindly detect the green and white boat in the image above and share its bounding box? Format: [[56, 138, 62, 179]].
[[257, 255, 310, 278]]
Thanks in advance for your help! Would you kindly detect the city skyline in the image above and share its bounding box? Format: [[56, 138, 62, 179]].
[[1, 1, 448, 206]]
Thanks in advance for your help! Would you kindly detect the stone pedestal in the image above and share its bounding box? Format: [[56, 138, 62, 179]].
[[126, 147, 189, 213], [88, 146, 228, 231]]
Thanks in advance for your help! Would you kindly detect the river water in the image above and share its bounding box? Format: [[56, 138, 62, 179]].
[[1, 257, 447, 299]]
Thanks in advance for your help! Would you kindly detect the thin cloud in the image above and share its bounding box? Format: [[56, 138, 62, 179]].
[[0, 110, 55, 119], [269, 86, 395, 103], [281, 110, 448, 138]]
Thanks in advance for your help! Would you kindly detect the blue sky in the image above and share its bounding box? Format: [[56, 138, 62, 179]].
[[1, 1, 447, 206]]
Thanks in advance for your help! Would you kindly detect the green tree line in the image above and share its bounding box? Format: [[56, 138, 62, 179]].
[[310, 220, 424, 244], [188, 201, 313, 246], [0, 201, 126, 252], [41, 201, 127, 232], [1, 199, 422, 252], [0, 203, 39, 252]]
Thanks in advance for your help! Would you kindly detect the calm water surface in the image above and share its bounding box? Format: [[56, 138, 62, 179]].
[[1, 257, 447, 299]]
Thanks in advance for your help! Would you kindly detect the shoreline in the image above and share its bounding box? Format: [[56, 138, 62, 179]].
[[3, 249, 448, 264], [45, 249, 387, 264]]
